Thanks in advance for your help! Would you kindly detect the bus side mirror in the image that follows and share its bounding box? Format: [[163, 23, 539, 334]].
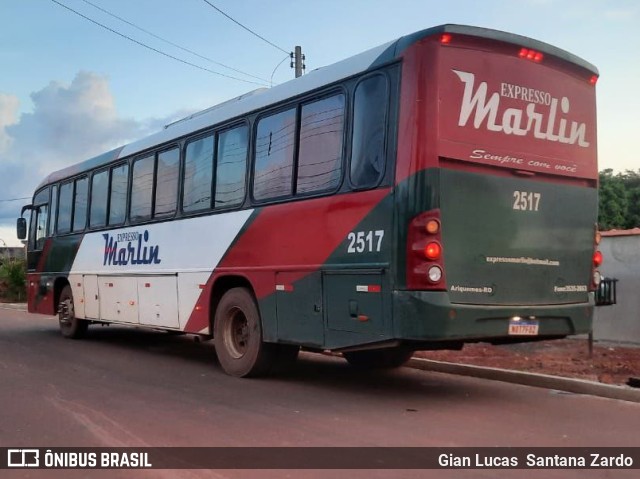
[[16, 217, 27, 240]]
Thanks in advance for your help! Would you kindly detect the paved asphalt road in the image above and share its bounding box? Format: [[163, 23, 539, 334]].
[[1, 307, 639, 479]]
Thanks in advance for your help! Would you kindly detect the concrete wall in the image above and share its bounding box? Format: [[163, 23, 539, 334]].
[[0, 247, 24, 262], [593, 235, 640, 344]]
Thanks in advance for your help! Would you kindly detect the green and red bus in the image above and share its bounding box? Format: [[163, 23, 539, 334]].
[[18, 24, 601, 377]]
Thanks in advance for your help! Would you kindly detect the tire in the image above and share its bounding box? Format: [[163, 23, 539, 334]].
[[58, 285, 88, 339], [343, 348, 414, 369], [213, 287, 275, 377]]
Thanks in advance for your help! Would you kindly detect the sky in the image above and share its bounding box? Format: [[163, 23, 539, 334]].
[[0, 0, 638, 245]]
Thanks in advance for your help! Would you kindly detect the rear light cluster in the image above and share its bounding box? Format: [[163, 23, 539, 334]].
[[591, 228, 602, 290], [518, 47, 544, 63], [406, 210, 446, 290]]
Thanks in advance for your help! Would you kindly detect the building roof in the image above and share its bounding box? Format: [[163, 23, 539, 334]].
[[601, 228, 640, 237]]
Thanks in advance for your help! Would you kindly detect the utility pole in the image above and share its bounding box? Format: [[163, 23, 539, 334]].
[[290, 46, 305, 78]]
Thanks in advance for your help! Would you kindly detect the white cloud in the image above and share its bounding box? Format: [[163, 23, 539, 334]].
[[4, 71, 143, 175], [0, 71, 187, 232], [0, 93, 19, 152], [0, 225, 24, 247], [605, 8, 637, 20]]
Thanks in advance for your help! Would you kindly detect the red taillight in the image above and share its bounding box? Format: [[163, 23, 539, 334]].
[[590, 75, 599, 85], [593, 250, 603, 267], [590, 226, 602, 291], [407, 210, 446, 290], [424, 242, 441, 260], [441, 33, 452, 44], [519, 47, 544, 63]]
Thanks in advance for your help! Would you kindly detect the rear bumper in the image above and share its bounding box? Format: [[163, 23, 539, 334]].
[[393, 290, 594, 342]]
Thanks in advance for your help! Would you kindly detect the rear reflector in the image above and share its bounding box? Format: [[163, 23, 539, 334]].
[[356, 285, 381, 293]]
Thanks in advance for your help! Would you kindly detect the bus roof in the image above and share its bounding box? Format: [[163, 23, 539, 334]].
[[37, 24, 598, 191]]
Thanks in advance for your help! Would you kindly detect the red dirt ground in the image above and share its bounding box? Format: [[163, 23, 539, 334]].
[[415, 339, 640, 386]]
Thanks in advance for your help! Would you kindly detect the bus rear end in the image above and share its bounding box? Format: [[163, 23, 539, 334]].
[[394, 27, 599, 345]]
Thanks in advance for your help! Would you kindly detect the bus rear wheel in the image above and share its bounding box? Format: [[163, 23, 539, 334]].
[[213, 287, 275, 378], [343, 348, 414, 369], [58, 285, 88, 339]]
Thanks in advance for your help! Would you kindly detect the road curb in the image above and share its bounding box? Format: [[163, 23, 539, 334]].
[[408, 357, 640, 403], [0, 303, 27, 312]]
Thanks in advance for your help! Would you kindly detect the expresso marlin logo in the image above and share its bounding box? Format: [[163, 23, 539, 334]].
[[452, 70, 590, 147], [102, 230, 161, 266]]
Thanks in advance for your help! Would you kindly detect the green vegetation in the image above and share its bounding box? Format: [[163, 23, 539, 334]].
[[598, 169, 640, 231], [0, 258, 26, 302]]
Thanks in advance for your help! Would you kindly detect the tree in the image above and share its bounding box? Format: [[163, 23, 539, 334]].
[[598, 169, 628, 230], [619, 170, 640, 229], [0, 258, 26, 302]]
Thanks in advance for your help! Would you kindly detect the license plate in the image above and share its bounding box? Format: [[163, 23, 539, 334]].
[[508, 320, 539, 336]]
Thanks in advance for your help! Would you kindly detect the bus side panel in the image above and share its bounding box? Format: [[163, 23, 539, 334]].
[[275, 271, 324, 347], [26, 272, 55, 315], [183, 189, 393, 349], [27, 235, 82, 315]]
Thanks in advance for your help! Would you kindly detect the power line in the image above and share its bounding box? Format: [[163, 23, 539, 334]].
[[270, 54, 290, 86], [49, 0, 269, 87], [78, 0, 269, 84], [0, 197, 30, 203], [200, 0, 289, 55]]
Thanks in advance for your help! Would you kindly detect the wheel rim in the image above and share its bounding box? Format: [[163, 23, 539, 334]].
[[59, 298, 74, 329], [223, 307, 249, 359]]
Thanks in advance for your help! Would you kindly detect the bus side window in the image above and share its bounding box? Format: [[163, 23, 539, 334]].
[[155, 147, 179, 217], [184, 135, 214, 212], [57, 181, 73, 234], [130, 155, 154, 222], [253, 108, 296, 201], [216, 125, 248, 208], [297, 94, 345, 195], [35, 203, 49, 250], [109, 163, 128, 225], [72, 177, 88, 232], [349, 75, 389, 189], [29, 188, 49, 250], [48, 185, 57, 237], [90, 170, 108, 228]]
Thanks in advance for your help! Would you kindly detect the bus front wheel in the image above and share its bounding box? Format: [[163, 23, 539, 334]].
[[343, 348, 414, 369], [213, 287, 275, 378], [58, 285, 88, 339]]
